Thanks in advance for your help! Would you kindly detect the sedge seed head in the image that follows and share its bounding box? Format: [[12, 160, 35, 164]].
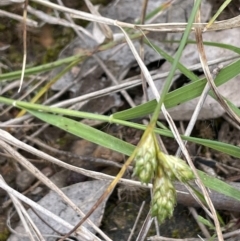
[[133, 134, 158, 184], [158, 152, 195, 182], [151, 173, 176, 224]]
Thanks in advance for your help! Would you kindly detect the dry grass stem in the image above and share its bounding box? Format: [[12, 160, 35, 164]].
[[94, 54, 136, 107], [1, 75, 48, 117], [0, 177, 97, 241], [83, 0, 113, 40], [195, 10, 240, 125], [30, 0, 240, 32], [27, 5, 94, 39], [0, 9, 38, 27], [175, 82, 211, 157], [139, 0, 149, 103], [188, 207, 211, 238], [18, 0, 28, 93], [136, 211, 153, 241], [148, 234, 240, 241], [127, 201, 146, 241], [0, 135, 111, 241], [194, 6, 223, 241], [26, 136, 124, 169], [3, 168, 52, 208], [0, 176, 43, 241]]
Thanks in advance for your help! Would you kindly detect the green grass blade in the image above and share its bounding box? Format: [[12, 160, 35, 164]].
[[1, 96, 239, 159], [187, 40, 240, 54], [23, 109, 240, 202], [0, 32, 143, 82], [144, 41, 199, 82], [113, 57, 240, 120], [180, 136, 240, 159], [150, 0, 202, 123], [167, 39, 240, 54], [198, 171, 240, 201], [0, 55, 85, 82], [206, 0, 232, 29], [26, 109, 134, 156], [0, 96, 110, 122], [146, 126, 240, 159]]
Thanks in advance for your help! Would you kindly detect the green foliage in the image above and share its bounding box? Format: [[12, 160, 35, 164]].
[[14, 107, 240, 204]]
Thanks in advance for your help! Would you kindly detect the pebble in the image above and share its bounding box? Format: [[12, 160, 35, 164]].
[[16, 170, 35, 192]]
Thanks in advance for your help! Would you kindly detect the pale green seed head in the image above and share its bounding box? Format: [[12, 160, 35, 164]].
[[151, 173, 176, 224], [144, 151, 153, 162], [139, 170, 150, 183], [158, 152, 195, 182], [133, 135, 158, 183]]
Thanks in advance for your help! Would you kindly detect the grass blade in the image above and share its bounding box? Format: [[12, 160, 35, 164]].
[[23, 108, 240, 202], [113, 57, 240, 120], [1, 97, 239, 159]]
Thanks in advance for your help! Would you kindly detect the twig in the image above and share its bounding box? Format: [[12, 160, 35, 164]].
[[0, 9, 38, 27], [0, 135, 110, 241], [2, 167, 52, 208], [0, 177, 97, 241], [30, 0, 240, 33], [18, 0, 28, 93], [127, 201, 146, 241], [136, 211, 153, 241], [188, 207, 211, 238], [1, 176, 43, 241]]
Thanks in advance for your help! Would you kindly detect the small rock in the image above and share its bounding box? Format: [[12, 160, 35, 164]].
[[16, 170, 35, 192], [30, 186, 43, 195]]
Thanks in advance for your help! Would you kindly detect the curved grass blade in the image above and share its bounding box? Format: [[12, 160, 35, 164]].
[[205, 0, 232, 30], [113, 57, 240, 120], [0, 54, 85, 82], [144, 41, 199, 82], [26, 109, 134, 156], [0, 97, 239, 159], [187, 40, 240, 54], [198, 171, 240, 201], [23, 108, 240, 202], [150, 127, 240, 159]]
